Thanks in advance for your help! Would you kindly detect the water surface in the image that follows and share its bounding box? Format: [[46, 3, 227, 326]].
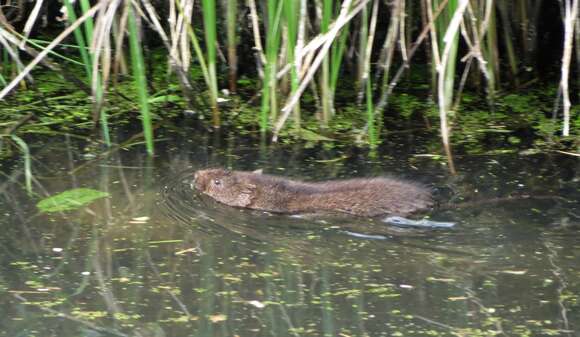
[[1, 127, 579, 337]]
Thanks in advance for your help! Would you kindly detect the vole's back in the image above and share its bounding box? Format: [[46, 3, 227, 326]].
[[194, 169, 433, 217]]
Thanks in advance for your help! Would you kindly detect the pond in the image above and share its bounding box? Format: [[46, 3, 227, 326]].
[[1, 125, 579, 337]]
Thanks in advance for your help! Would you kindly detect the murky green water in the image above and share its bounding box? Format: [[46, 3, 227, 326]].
[[1, 127, 579, 337]]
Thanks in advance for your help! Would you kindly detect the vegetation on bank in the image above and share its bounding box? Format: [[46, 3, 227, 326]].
[[0, 0, 578, 165]]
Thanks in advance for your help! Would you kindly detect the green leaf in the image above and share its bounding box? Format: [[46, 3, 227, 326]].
[[37, 188, 109, 213]]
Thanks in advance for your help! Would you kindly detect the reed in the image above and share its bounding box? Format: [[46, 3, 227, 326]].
[[225, 0, 238, 93], [363, 0, 379, 143], [496, 0, 519, 87], [63, 0, 91, 80], [0, 48, 8, 86], [435, 0, 468, 175], [9, 135, 32, 193], [1, 0, 576, 151], [127, 3, 154, 155], [0, 3, 102, 100], [260, 0, 283, 133], [273, 0, 369, 141], [201, 0, 220, 127], [575, 6, 580, 101], [320, 0, 334, 126], [559, 0, 578, 137], [329, 10, 350, 104], [356, 2, 369, 101], [459, 0, 496, 105], [284, 0, 301, 130], [483, 0, 498, 101]]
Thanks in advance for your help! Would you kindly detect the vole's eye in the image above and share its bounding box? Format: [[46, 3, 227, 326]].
[[213, 179, 221, 186]]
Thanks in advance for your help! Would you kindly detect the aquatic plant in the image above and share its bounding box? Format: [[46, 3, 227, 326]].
[[0, 0, 576, 161]]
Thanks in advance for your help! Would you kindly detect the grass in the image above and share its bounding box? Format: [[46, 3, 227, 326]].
[[0, 0, 576, 160]]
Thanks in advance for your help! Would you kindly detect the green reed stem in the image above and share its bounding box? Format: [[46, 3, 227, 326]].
[[484, 4, 497, 101], [366, 72, 377, 147], [284, 0, 300, 129], [319, 0, 334, 126], [357, 3, 369, 93], [260, 0, 283, 133], [329, 18, 349, 97], [127, 4, 154, 155], [0, 48, 7, 86], [77, 0, 109, 146], [78, 0, 94, 47], [201, 0, 220, 127], [63, 0, 91, 79], [434, 0, 459, 111]]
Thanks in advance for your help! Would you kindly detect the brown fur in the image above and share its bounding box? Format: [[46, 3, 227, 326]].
[[193, 169, 433, 217]]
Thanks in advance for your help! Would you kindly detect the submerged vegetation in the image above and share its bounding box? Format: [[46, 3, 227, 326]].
[[0, 0, 578, 162]]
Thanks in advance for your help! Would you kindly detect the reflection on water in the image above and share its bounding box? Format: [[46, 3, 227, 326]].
[[1, 128, 579, 337]]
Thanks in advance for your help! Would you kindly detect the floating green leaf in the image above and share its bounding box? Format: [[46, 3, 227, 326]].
[[37, 188, 109, 213]]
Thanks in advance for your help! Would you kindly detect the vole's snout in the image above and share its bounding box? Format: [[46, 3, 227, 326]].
[[189, 172, 201, 190]]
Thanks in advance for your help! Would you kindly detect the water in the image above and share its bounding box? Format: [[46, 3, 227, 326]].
[[1, 127, 579, 337]]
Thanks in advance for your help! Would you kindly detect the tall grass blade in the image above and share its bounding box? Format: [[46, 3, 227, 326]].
[[284, 0, 301, 129], [320, 0, 334, 126], [260, 0, 284, 133], [79, 0, 95, 47], [201, 0, 220, 127], [127, 3, 154, 155]]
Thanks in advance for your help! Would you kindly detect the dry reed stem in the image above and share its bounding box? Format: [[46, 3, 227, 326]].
[[374, 0, 449, 114], [273, 0, 371, 141], [113, 4, 129, 77], [459, 1, 493, 91], [357, 0, 379, 100], [377, 0, 401, 87], [19, 0, 44, 49], [560, 0, 578, 136], [398, 0, 408, 62], [436, 0, 469, 175], [0, 2, 103, 100], [247, 0, 266, 69], [92, 0, 122, 95], [0, 30, 29, 79]]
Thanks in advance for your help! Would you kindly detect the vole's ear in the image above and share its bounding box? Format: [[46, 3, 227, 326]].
[[252, 169, 263, 175], [235, 183, 257, 207]]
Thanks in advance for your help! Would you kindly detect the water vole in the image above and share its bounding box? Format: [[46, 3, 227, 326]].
[[193, 169, 433, 217]]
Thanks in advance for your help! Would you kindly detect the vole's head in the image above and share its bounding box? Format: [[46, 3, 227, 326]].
[[193, 169, 256, 207]]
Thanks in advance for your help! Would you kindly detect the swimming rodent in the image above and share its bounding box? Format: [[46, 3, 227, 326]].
[[193, 169, 433, 217]]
